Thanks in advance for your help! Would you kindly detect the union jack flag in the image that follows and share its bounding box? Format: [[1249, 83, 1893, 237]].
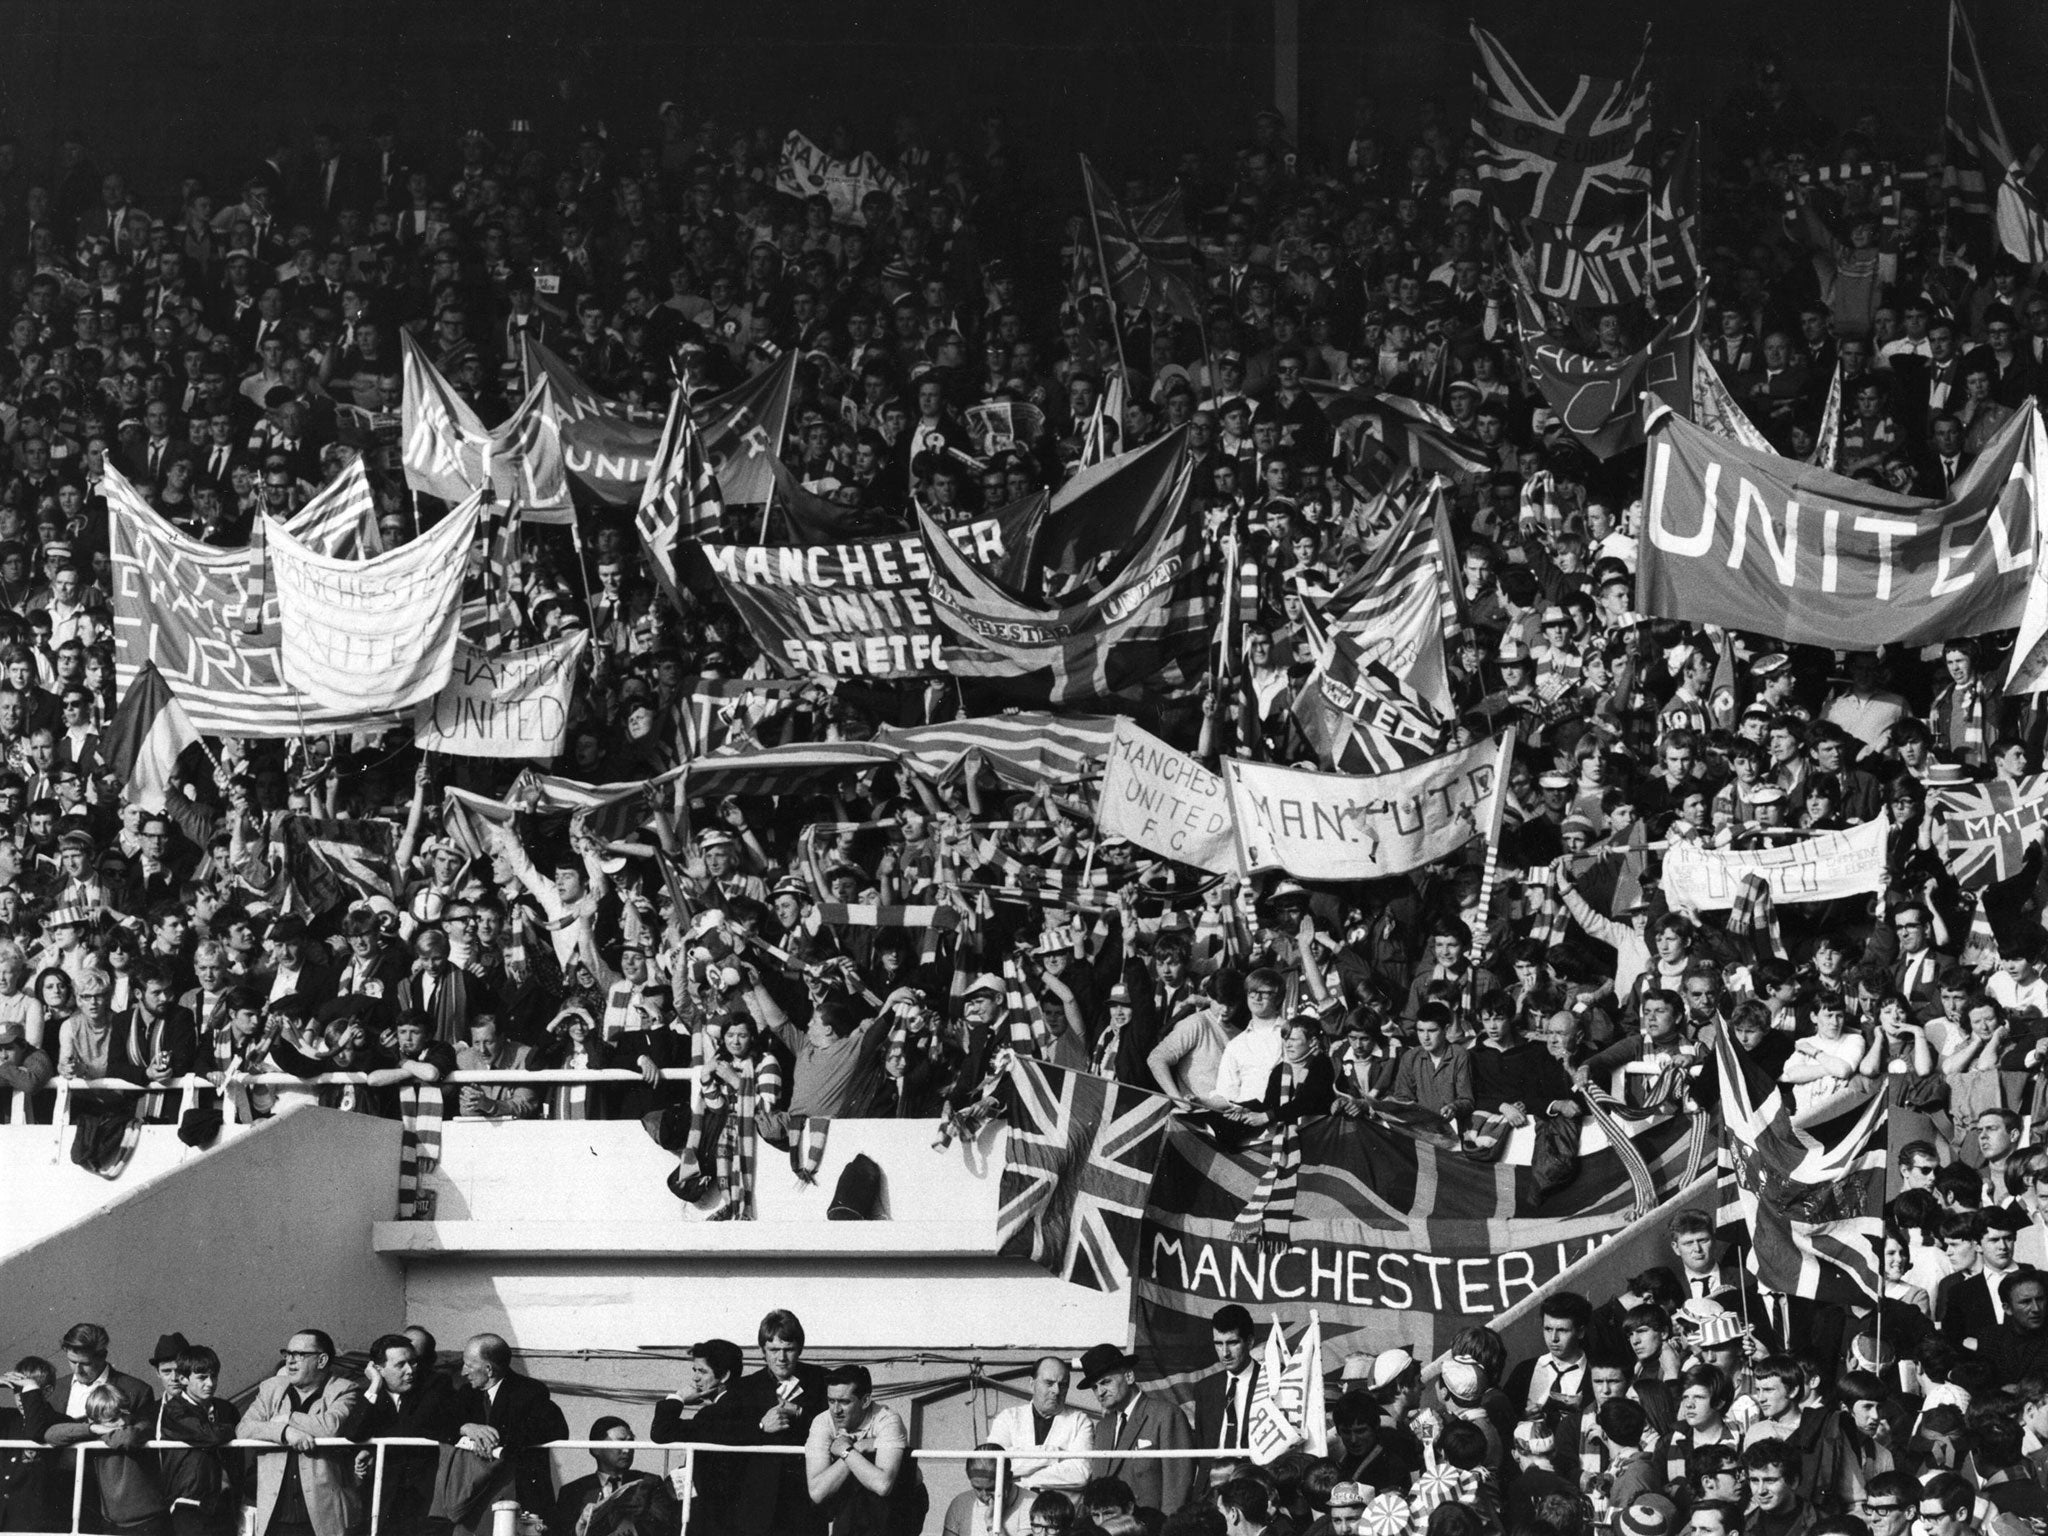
[[1931, 775, 2048, 889], [1471, 24, 1652, 229], [995, 1056, 1173, 1291], [1712, 1022, 1888, 1304], [636, 387, 723, 607]]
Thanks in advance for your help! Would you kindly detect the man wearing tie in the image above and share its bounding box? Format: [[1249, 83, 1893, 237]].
[[1190, 1305, 1261, 1491], [1924, 415, 1969, 498], [1502, 1293, 1593, 1417], [358, 1333, 456, 1536], [1078, 1344, 1194, 1518], [137, 399, 187, 486]]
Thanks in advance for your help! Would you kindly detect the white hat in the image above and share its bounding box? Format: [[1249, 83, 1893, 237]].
[[1438, 1353, 1484, 1401]]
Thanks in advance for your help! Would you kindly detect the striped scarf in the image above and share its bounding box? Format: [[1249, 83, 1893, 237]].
[[1002, 953, 1053, 1057], [1938, 680, 1990, 766], [1232, 1062, 1300, 1252], [398, 1083, 445, 1219], [716, 1057, 758, 1220], [1518, 470, 1564, 539], [1522, 864, 1568, 950], [1577, 1085, 1662, 1219], [815, 901, 961, 963], [789, 1116, 829, 1184], [243, 515, 267, 635], [1726, 872, 1785, 960]]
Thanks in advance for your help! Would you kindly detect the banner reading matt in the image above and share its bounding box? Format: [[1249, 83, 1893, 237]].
[[1637, 403, 2044, 649], [414, 632, 588, 758], [1134, 1114, 1703, 1400], [1097, 718, 1236, 874], [1222, 738, 1502, 880], [267, 502, 477, 713], [1661, 818, 1888, 911]]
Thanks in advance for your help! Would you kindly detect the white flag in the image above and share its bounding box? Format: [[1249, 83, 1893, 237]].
[[267, 499, 479, 713]]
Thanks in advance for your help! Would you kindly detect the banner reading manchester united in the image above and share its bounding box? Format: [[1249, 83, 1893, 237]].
[[1135, 1113, 1708, 1401], [1661, 817, 1889, 911], [1097, 718, 1237, 874], [703, 516, 1021, 679], [1637, 402, 2044, 649], [1222, 737, 1505, 880]]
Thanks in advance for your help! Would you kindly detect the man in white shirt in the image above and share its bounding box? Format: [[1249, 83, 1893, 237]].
[[1210, 969, 1286, 1109], [986, 1357, 1093, 1493]]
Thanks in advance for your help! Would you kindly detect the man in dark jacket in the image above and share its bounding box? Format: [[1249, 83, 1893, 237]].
[[451, 1335, 568, 1516], [360, 1333, 458, 1535], [724, 1311, 828, 1536]]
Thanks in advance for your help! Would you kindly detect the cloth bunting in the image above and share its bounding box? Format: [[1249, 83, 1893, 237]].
[[1725, 870, 1786, 959], [1231, 1062, 1302, 1252], [789, 1116, 829, 1185], [1001, 953, 1054, 1057], [398, 1084, 445, 1219]]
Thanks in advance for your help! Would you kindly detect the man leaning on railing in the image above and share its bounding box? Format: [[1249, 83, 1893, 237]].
[[235, 1330, 364, 1536]]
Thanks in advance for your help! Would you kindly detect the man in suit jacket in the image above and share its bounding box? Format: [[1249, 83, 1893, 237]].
[[451, 1334, 568, 1518], [550, 1418, 675, 1536], [358, 1332, 458, 1535], [398, 927, 494, 1046], [1501, 1293, 1595, 1418], [238, 1329, 366, 1536], [1189, 1305, 1261, 1492], [726, 1310, 830, 1536], [1940, 1209, 2024, 1348], [1078, 1345, 1193, 1517]]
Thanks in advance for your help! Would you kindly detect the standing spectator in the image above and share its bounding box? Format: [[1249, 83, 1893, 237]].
[[236, 1330, 365, 1536], [158, 1344, 240, 1536], [728, 1311, 830, 1536], [450, 1334, 568, 1519], [651, 1338, 749, 1535], [988, 1358, 1093, 1496], [802, 1364, 923, 1535], [1078, 1343, 1195, 1517]]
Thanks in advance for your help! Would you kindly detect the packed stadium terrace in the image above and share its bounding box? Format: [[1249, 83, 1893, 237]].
[[13, 9, 2048, 1536]]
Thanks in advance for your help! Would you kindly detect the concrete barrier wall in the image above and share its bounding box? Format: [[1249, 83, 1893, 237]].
[[0, 1107, 406, 1395]]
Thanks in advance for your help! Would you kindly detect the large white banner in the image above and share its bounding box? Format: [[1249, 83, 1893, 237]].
[[1660, 817, 1888, 910], [413, 633, 588, 758], [1223, 738, 1502, 880], [267, 500, 478, 713], [1096, 718, 1236, 874]]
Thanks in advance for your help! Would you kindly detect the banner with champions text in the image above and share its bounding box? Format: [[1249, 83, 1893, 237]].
[[1636, 402, 2044, 649], [413, 632, 588, 758], [1134, 1113, 1706, 1400], [1660, 818, 1889, 911], [1221, 737, 1503, 881], [1097, 718, 1237, 874], [267, 501, 478, 713]]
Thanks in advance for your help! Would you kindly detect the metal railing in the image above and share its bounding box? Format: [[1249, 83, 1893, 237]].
[[20, 1069, 708, 1144], [0, 1434, 1222, 1536]]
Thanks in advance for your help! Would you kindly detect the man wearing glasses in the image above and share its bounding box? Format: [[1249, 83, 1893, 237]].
[[238, 1330, 365, 1536], [1854, 1473, 1916, 1536]]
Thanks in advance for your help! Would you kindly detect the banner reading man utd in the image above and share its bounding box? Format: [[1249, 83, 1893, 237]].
[[1637, 402, 2045, 649], [1223, 736, 1506, 881]]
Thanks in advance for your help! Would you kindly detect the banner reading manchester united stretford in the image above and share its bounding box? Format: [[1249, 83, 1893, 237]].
[[1637, 402, 2045, 649], [703, 517, 1019, 679]]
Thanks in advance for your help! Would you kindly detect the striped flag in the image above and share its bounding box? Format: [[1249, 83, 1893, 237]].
[[1322, 479, 1457, 713], [637, 387, 723, 606], [871, 713, 1116, 788], [286, 458, 383, 558], [921, 464, 1212, 704], [1078, 154, 1204, 322], [1690, 339, 1774, 451], [1946, 0, 2009, 218], [400, 333, 572, 523], [1305, 383, 1492, 492], [102, 661, 199, 807], [1712, 1020, 1889, 1304], [1292, 627, 1446, 774], [1810, 365, 1844, 472]]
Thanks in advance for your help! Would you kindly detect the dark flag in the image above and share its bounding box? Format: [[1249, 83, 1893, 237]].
[[1510, 269, 1697, 458], [1079, 156, 1204, 322], [1471, 23, 1653, 229]]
